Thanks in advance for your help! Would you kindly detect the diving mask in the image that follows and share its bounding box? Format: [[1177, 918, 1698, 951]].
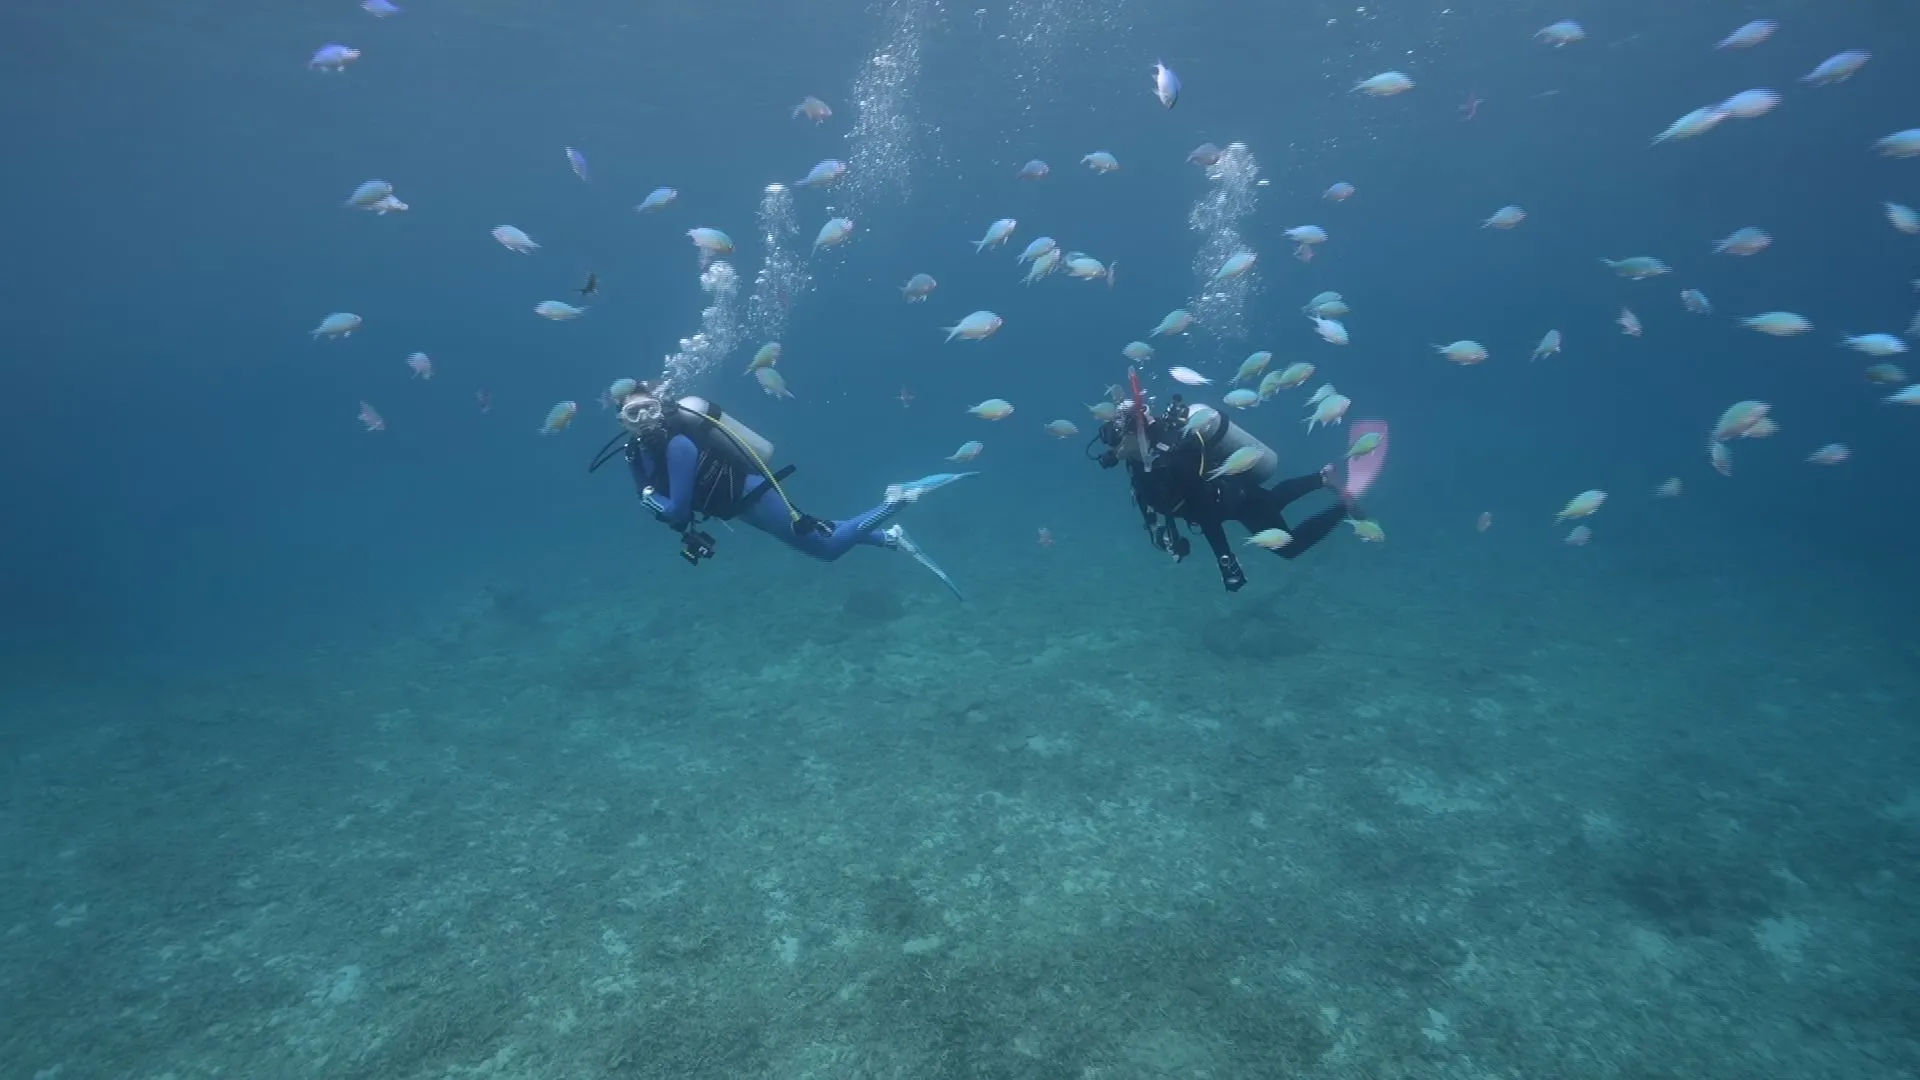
[[618, 393, 664, 435]]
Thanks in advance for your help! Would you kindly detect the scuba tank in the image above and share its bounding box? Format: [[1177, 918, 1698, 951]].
[[1188, 408, 1281, 486], [664, 395, 776, 472]]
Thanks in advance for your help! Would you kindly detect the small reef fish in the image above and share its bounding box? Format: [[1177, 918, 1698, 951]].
[[1482, 205, 1526, 229], [797, 159, 848, 187], [1304, 291, 1347, 317], [688, 227, 734, 266], [1802, 50, 1870, 86], [1064, 254, 1116, 285], [1710, 440, 1733, 476], [1842, 333, 1907, 356], [1884, 385, 1920, 405], [1016, 159, 1050, 180], [1555, 489, 1606, 522], [492, 225, 538, 253], [540, 401, 578, 434], [1886, 203, 1920, 235], [1267, 362, 1314, 395], [1807, 443, 1850, 466], [1022, 248, 1063, 285], [367, 195, 406, 214], [357, 401, 385, 431], [1304, 393, 1351, 431], [1222, 389, 1259, 409], [813, 216, 855, 250], [943, 311, 1003, 341], [309, 44, 361, 71], [1349, 519, 1385, 543], [948, 441, 983, 463], [1436, 340, 1488, 365], [1017, 236, 1058, 264], [406, 352, 431, 379], [1183, 406, 1221, 439], [1532, 329, 1562, 361], [361, 0, 399, 15], [1617, 308, 1643, 337], [1153, 61, 1180, 108], [1168, 366, 1211, 386], [1655, 478, 1683, 498], [1865, 363, 1908, 385], [1715, 227, 1771, 256], [606, 378, 639, 406], [534, 300, 586, 320], [1651, 106, 1729, 145], [1354, 71, 1414, 96], [346, 180, 393, 209], [968, 398, 1014, 420], [1043, 420, 1079, 438], [1324, 182, 1355, 201], [1742, 312, 1811, 336], [1038, 528, 1054, 547], [1080, 151, 1120, 173], [1152, 309, 1193, 336], [1087, 401, 1118, 422], [1123, 341, 1154, 362], [754, 367, 793, 398], [901, 273, 937, 302], [1284, 225, 1327, 260], [311, 312, 361, 339], [1564, 526, 1593, 547], [1187, 143, 1223, 167], [1476, 512, 1493, 532], [1600, 256, 1670, 279], [565, 147, 589, 182], [1211, 250, 1257, 283], [1346, 432, 1383, 458], [1536, 20, 1585, 46], [577, 272, 599, 299], [973, 218, 1017, 251], [1716, 20, 1776, 49], [1244, 528, 1293, 550], [1874, 130, 1920, 158], [1205, 446, 1266, 481], [1711, 400, 1770, 441], [1681, 289, 1712, 314], [1740, 416, 1779, 440], [1309, 316, 1349, 345], [1720, 90, 1781, 119], [636, 187, 678, 213], [1233, 352, 1272, 385], [745, 342, 781, 374], [1307, 384, 1339, 407], [793, 96, 832, 123]]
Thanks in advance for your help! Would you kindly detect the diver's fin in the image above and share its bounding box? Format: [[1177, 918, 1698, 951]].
[[884, 470, 979, 505], [885, 525, 962, 600]]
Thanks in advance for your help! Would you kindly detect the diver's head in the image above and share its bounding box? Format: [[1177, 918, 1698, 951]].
[[617, 381, 666, 436]]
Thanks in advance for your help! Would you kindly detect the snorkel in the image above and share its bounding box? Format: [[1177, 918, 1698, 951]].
[[1127, 365, 1155, 473]]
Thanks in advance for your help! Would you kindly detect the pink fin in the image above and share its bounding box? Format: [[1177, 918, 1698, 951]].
[[1345, 419, 1389, 498]]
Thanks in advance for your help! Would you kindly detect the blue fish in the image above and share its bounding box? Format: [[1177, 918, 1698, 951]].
[[361, 0, 400, 15], [636, 186, 678, 213], [1153, 60, 1180, 108], [565, 147, 589, 182]]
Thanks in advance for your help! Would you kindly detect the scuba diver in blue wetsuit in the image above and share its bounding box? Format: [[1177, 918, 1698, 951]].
[[589, 381, 969, 598]]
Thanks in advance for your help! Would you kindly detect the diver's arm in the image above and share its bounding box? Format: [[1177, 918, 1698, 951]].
[[653, 435, 701, 530]]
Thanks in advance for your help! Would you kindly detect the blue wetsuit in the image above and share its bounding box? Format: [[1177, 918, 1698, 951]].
[[630, 433, 898, 561]]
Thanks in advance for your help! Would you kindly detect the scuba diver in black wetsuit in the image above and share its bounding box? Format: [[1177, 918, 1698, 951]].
[[1090, 387, 1362, 592]]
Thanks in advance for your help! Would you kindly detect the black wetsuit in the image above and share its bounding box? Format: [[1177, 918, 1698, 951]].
[[1120, 416, 1348, 592]]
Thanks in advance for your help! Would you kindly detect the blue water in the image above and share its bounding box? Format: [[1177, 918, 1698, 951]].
[[4, 0, 1919, 1075]]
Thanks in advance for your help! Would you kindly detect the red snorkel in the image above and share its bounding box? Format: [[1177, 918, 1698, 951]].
[[1127, 366, 1155, 472]]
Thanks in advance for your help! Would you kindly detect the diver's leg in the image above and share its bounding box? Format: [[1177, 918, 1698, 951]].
[[1268, 468, 1333, 510], [735, 478, 897, 562], [1274, 503, 1346, 559]]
